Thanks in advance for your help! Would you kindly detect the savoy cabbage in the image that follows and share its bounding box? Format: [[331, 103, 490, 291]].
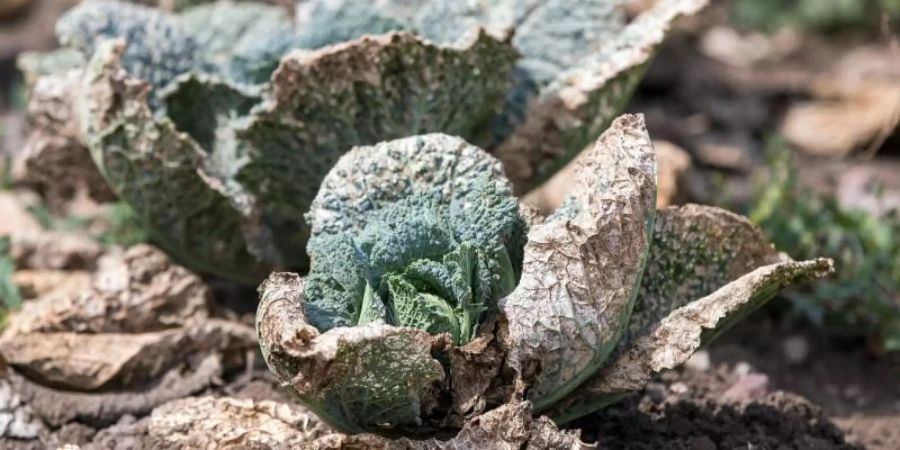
[[21, 0, 707, 281], [256, 117, 834, 435]]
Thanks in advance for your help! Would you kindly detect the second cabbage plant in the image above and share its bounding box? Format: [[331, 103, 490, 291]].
[[24, 0, 708, 281]]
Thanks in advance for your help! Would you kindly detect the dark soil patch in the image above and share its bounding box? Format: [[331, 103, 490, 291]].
[[710, 312, 900, 449], [561, 309, 900, 449], [571, 363, 857, 449]]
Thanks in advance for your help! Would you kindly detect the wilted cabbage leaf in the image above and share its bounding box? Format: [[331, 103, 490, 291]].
[[257, 115, 834, 436], [20, 0, 707, 281]]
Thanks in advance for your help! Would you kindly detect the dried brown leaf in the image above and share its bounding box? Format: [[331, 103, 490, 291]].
[[316, 402, 590, 450], [148, 395, 331, 449], [11, 270, 91, 301], [782, 81, 900, 157], [10, 354, 223, 427], [549, 258, 833, 422], [4, 245, 209, 336], [8, 230, 103, 271], [256, 272, 446, 434], [502, 114, 657, 411], [18, 70, 115, 212], [0, 319, 254, 391]]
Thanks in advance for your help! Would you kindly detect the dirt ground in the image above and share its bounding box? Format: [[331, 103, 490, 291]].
[[567, 312, 900, 450]]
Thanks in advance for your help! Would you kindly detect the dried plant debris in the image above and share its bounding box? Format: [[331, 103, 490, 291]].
[[3, 245, 208, 336], [15, 67, 116, 213], [19, 0, 707, 281], [148, 396, 333, 448], [7, 353, 223, 428], [0, 190, 104, 271], [7, 230, 103, 272], [0, 374, 46, 441], [0, 245, 257, 443], [781, 77, 900, 157], [10, 270, 91, 302], [312, 402, 590, 449], [145, 396, 587, 449], [256, 114, 832, 437]]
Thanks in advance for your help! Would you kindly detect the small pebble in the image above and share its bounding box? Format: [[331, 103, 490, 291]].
[[685, 350, 711, 372], [645, 382, 667, 403], [669, 382, 689, 395], [733, 361, 753, 376], [783, 335, 810, 364], [722, 373, 770, 403]]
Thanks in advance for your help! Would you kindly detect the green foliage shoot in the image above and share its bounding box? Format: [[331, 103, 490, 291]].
[[304, 177, 524, 345], [0, 237, 23, 310], [27, 201, 148, 248], [750, 141, 900, 350], [732, 0, 900, 32]]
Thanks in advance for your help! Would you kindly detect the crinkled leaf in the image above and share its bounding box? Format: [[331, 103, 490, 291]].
[[80, 41, 272, 282], [306, 134, 513, 241], [628, 204, 783, 340], [405, 258, 468, 309], [237, 33, 516, 260], [444, 242, 484, 343], [361, 195, 457, 278], [502, 114, 657, 412], [176, 0, 294, 82], [257, 273, 446, 435], [549, 258, 834, 423], [386, 274, 460, 340], [357, 283, 388, 326], [295, 0, 415, 49], [304, 234, 371, 331], [56, 0, 209, 103], [496, 0, 709, 192], [450, 175, 522, 249]]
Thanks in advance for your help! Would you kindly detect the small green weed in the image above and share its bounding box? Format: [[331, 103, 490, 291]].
[[750, 139, 900, 350]]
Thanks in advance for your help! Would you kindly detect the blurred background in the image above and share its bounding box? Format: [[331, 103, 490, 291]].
[[0, 0, 897, 448]]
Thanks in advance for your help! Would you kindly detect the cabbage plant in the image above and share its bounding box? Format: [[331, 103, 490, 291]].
[[25, 0, 706, 281], [256, 115, 833, 435]]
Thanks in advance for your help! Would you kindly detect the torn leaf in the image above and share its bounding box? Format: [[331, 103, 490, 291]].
[[549, 258, 833, 422], [256, 272, 447, 435]]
